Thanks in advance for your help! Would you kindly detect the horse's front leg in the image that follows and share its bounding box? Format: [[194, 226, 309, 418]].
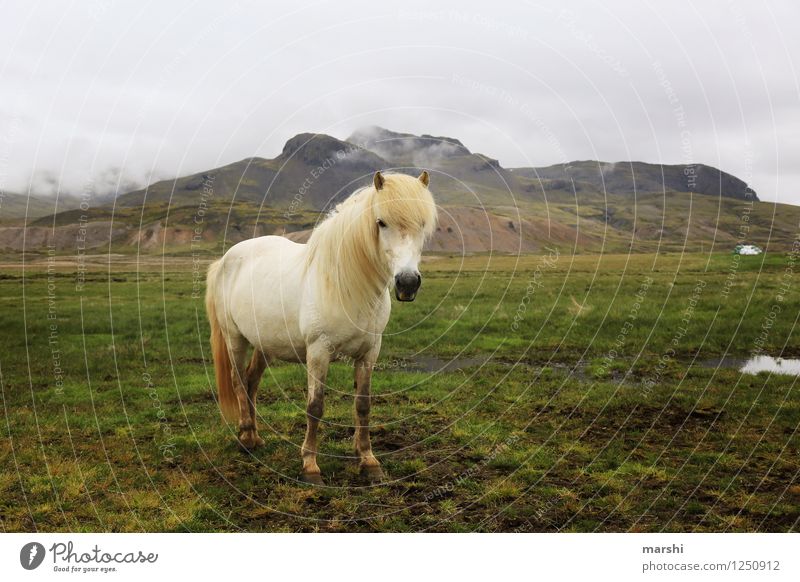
[[354, 345, 384, 482], [300, 342, 330, 485]]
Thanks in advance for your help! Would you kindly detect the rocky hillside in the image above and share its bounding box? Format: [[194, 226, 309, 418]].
[[2, 126, 794, 256], [113, 126, 760, 215], [115, 133, 386, 212], [513, 160, 757, 201]]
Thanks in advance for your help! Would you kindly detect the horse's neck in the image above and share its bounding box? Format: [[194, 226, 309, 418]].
[[306, 219, 390, 320], [340, 263, 391, 319]]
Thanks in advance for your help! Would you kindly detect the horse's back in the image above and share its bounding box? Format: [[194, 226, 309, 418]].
[[224, 234, 304, 259], [217, 235, 306, 290]]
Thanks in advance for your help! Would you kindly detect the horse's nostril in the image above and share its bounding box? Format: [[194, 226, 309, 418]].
[[395, 272, 421, 293]]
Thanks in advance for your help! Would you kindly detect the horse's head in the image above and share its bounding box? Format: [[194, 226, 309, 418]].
[[372, 171, 437, 302]]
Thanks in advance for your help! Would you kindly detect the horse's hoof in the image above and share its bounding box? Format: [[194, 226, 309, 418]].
[[300, 472, 325, 486], [360, 465, 386, 484], [238, 430, 263, 451]]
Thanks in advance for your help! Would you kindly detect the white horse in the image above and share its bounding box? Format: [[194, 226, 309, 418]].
[[205, 171, 437, 484]]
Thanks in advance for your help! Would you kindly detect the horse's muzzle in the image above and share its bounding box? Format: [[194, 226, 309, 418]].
[[395, 272, 421, 302]]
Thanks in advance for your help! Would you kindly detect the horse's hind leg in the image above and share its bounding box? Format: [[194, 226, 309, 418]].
[[244, 350, 269, 447], [228, 336, 261, 450]]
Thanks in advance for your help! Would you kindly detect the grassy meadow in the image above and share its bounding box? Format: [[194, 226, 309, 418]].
[[0, 251, 798, 532]]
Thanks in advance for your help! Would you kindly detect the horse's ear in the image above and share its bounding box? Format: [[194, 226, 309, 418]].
[[373, 171, 385, 191], [418, 170, 430, 186]]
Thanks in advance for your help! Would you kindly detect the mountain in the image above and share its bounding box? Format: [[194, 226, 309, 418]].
[[2, 126, 796, 256], [513, 160, 757, 201], [0, 191, 84, 221], [116, 133, 387, 211], [110, 126, 761, 213]]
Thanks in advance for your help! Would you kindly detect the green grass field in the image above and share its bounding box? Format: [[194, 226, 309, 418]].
[[1, 251, 798, 532]]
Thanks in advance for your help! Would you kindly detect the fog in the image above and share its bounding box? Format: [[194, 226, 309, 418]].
[[1, 0, 798, 203]]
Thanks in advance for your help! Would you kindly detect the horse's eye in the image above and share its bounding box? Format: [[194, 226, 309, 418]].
[[376, 219, 387, 228]]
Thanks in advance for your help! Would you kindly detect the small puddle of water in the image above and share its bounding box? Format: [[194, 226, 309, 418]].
[[740, 356, 800, 376]]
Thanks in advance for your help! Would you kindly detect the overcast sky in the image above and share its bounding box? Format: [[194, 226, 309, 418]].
[[1, 0, 799, 204]]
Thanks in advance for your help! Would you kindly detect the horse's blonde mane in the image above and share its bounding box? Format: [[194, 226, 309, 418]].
[[305, 173, 437, 319]]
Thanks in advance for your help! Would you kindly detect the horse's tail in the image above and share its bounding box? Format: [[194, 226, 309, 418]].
[[206, 260, 238, 423]]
